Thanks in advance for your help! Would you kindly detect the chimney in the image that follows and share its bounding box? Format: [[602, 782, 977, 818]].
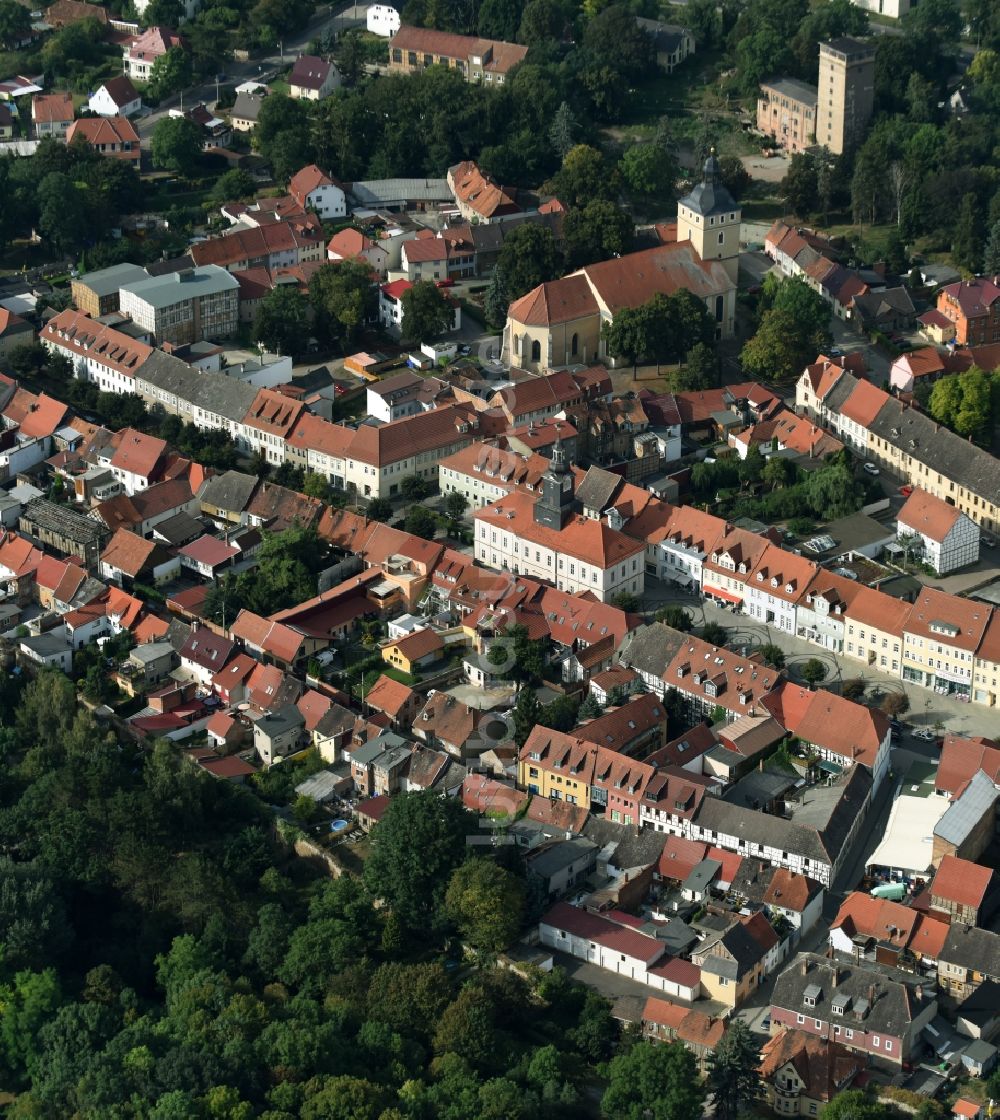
[[800, 958, 809, 977]]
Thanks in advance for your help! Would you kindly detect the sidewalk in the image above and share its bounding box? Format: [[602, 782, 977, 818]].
[[641, 578, 998, 740]]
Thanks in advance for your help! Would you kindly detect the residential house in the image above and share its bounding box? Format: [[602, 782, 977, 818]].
[[65, 117, 141, 164], [88, 76, 142, 118], [122, 27, 186, 83], [853, 287, 915, 334], [19, 498, 109, 571], [447, 160, 519, 223], [973, 615, 1000, 709], [930, 856, 996, 927], [412, 691, 482, 758], [692, 911, 782, 1010], [189, 220, 325, 274], [388, 26, 528, 85], [933, 770, 999, 866], [366, 673, 421, 730], [120, 641, 178, 694], [842, 586, 911, 676], [888, 346, 956, 394], [288, 55, 340, 100], [663, 630, 783, 722], [519, 726, 598, 810], [179, 626, 235, 686], [636, 18, 694, 72], [744, 545, 818, 637], [381, 626, 444, 673], [238, 388, 304, 466], [576, 693, 667, 758], [701, 525, 773, 611], [19, 632, 73, 673], [756, 78, 818, 153], [289, 164, 347, 220], [539, 902, 672, 988], [31, 93, 74, 139], [230, 90, 267, 132], [0, 308, 34, 362], [367, 370, 445, 423], [770, 953, 937, 1068], [177, 534, 240, 579], [106, 428, 168, 495], [525, 837, 599, 901], [902, 588, 991, 701], [367, 3, 400, 35], [939, 924, 1000, 1000], [759, 1030, 864, 1118], [327, 228, 388, 275], [253, 704, 305, 766], [897, 487, 979, 575], [0, 103, 13, 138], [100, 527, 179, 588], [641, 999, 725, 1072], [763, 681, 892, 790], [936, 277, 1000, 346], [399, 234, 474, 282]]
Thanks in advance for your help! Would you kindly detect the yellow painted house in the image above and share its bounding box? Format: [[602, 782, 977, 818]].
[[518, 726, 598, 811]]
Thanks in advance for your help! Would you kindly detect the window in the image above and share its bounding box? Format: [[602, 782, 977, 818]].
[[796, 1014, 804, 1024], [571, 332, 579, 356], [885, 1040, 892, 1052], [531, 340, 541, 362], [872, 1036, 880, 1048]]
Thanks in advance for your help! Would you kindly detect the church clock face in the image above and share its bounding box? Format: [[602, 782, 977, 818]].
[[562, 475, 572, 491]]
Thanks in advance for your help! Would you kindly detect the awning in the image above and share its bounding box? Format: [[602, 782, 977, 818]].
[[817, 760, 843, 775], [705, 586, 741, 605]]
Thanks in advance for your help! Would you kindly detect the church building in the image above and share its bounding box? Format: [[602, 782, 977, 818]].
[[503, 153, 740, 373]]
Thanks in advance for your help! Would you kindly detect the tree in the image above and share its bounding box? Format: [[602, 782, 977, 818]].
[[800, 658, 827, 686], [212, 168, 257, 204], [904, 0, 961, 40], [765, 275, 831, 341], [0, 0, 30, 48], [310, 261, 376, 346], [655, 605, 692, 631], [842, 678, 866, 701], [445, 859, 526, 952], [540, 693, 581, 732], [548, 101, 577, 161], [563, 199, 634, 268], [401, 281, 454, 345], [403, 506, 438, 540], [400, 475, 431, 501], [821, 1090, 891, 1120], [150, 116, 202, 176], [444, 491, 468, 523], [147, 46, 193, 100], [519, 0, 574, 43], [620, 143, 679, 209], [484, 266, 510, 329], [782, 152, 818, 215], [253, 93, 313, 180], [363, 791, 475, 931], [141, 0, 184, 25], [577, 693, 603, 720], [701, 621, 728, 646], [254, 286, 311, 357], [609, 591, 640, 612], [542, 144, 614, 208], [511, 687, 543, 747], [953, 192, 984, 273], [366, 497, 393, 522], [601, 1040, 705, 1120], [741, 307, 829, 382], [881, 692, 910, 717], [36, 173, 88, 255], [495, 224, 561, 301], [759, 643, 786, 670], [985, 220, 1000, 274], [674, 342, 718, 391], [708, 1022, 760, 1120], [601, 306, 648, 374]]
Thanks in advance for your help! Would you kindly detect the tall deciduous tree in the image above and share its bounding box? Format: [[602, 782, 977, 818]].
[[445, 859, 526, 952], [310, 260, 376, 346], [253, 286, 311, 357], [150, 116, 203, 176], [496, 224, 561, 301], [363, 791, 475, 931], [602, 1040, 705, 1120], [562, 199, 633, 268], [401, 280, 454, 344], [147, 46, 193, 100], [620, 143, 679, 209]]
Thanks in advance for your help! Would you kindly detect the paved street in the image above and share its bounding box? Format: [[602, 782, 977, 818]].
[[642, 577, 999, 739], [137, 1, 366, 145]]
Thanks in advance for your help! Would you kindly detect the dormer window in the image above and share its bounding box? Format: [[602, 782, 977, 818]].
[[785, 583, 793, 594], [757, 572, 764, 582], [770, 577, 778, 588]]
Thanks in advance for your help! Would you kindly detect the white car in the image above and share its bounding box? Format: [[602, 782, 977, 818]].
[[912, 728, 936, 741], [982, 535, 996, 548], [863, 462, 880, 476]]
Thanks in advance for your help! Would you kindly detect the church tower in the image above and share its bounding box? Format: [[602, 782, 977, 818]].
[[533, 439, 575, 530], [677, 150, 741, 286]]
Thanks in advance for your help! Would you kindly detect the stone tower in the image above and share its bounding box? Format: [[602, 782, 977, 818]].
[[676, 150, 741, 286]]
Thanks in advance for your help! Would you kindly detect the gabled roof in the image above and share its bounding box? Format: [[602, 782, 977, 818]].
[[289, 163, 337, 204], [903, 587, 990, 653], [109, 427, 166, 479], [762, 681, 889, 770], [32, 92, 73, 123], [66, 116, 140, 148], [288, 54, 333, 90], [366, 673, 417, 718], [448, 160, 517, 220], [179, 627, 235, 671], [93, 75, 139, 108], [931, 854, 994, 911], [101, 527, 158, 578], [897, 487, 967, 543], [507, 275, 598, 327]]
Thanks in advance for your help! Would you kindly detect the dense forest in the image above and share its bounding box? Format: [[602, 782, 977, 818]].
[[0, 669, 721, 1119]]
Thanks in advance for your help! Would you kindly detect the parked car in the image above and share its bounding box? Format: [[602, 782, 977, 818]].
[[899, 485, 913, 496], [982, 535, 996, 548], [912, 728, 937, 741], [863, 462, 880, 476]]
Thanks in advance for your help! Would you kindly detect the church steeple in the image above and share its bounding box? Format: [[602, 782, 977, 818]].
[[534, 437, 575, 529], [676, 146, 741, 286]]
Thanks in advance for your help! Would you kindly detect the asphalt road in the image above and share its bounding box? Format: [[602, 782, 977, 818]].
[[137, 1, 367, 144]]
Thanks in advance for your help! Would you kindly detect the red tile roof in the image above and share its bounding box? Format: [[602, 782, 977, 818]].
[[762, 681, 889, 769], [931, 854, 994, 911], [365, 673, 417, 718], [66, 115, 140, 150], [897, 487, 966, 543], [179, 535, 239, 568], [101, 528, 157, 578], [385, 626, 444, 662], [109, 427, 166, 479], [32, 92, 73, 124], [449, 160, 517, 220]]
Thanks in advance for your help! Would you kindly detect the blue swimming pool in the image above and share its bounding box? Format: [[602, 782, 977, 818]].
[[330, 819, 349, 833]]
